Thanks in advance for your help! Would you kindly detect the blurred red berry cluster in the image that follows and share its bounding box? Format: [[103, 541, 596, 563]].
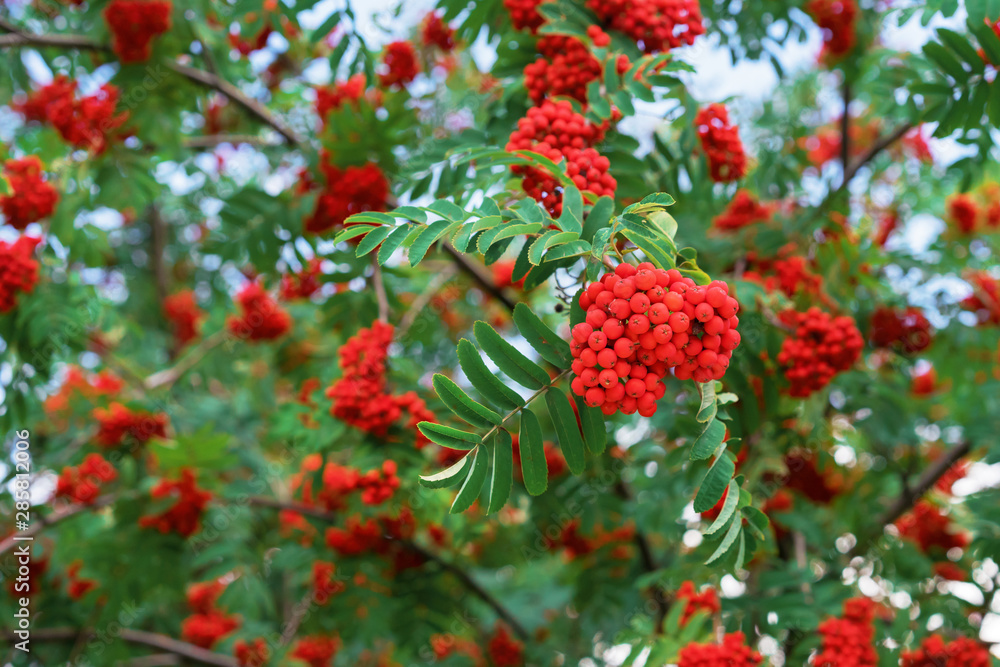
[[0, 234, 42, 313], [163, 290, 205, 348], [677, 631, 762, 667], [776, 307, 863, 397], [181, 579, 240, 649], [139, 468, 213, 537], [55, 453, 117, 505], [1, 157, 59, 229], [868, 306, 932, 353], [695, 104, 747, 182], [813, 597, 877, 667], [15, 76, 129, 153], [226, 282, 292, 341], [92, 402, 169, 447], [104, 0, 173, 63]]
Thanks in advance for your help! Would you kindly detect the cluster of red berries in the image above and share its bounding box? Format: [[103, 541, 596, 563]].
[[379, 40, 420, 88], [0, 234, 42, 313], [776, 308, 863, 397], [139, 467, 213, 537], [961, 271, 1000, 325], [868, 306, 932, 353], [431, 633, 483, 662], [314, 74, 370, 123], [712, 189, 774, 232], [900, 635, 992, 667], [312, 561, 346, 604], [291, 635, 341, 667], [911, 364, 938, 397], [503, 0, 546, 32], [55, 453, 117, 505], [506, 99, 616, 215], [780, 452, 845, 504], [43, 366, 123, 416], [487, 623, 525, 667], [422, 11, 456, 51], [813, 597, 877, 667], [948, 194, 980, 234], [234, 638, 270, 667], [226, 282, 292, 341], [525, 34, 620, 105], [695, 104, 748, 182], [163, 290, 204, 348], [302, 159, 389, 235], [65, 560, 98, 600], [280, 258, 324, 301], [92, 402, 168, 448], [227, 22, 273, 57], [327, 322, 436, 443], [588, 0, 705, 54], [895, 500, 969, 555], [1, 157, 59, 230], [181, 579, 240, 650], [571, 263, 742, 415], [676, 581, 721, 625], [743, 248, 822, 298], [806, 0, 858, 60], [325, 509, 424, 575], [902, 126, 934, 163], [546, 518, 635, 561], [305, 458, 400, 508], [16, 76, 129, 153], [677, 631, 762, 667], [103, 0, 173, 63]]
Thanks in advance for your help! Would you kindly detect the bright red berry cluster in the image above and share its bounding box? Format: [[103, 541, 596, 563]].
[[65, 560, 98, 600], [813, 597, 877, 667], [961, 271, 1000, 325], [895, 500, 969, 555], [571, 263, 742, 415], [312, 560, 346, 604], [1, 157, 59, 229], [868, 306, 932, 353], [422, 11, 456, 51], [676, 581, 721, 625], [303, 159, 389, 235], [505, 99, 615, 215], [163, 290, 204, 348], [280, 258, 324, 300], [900, 635, 992, 667], [181, 579, 240, 649], [226, 282, 292, 341], [948, 194, 979, 234], [776, 307, 863, 397], [92, 402, 168, 447], [806, 0, 858, 60], [378, 40, 420, 89], [504, 0, 546, 32], [525, 36, 606, 105], [588, 0, 705, 54], [0, 234, 42, 313], [712, 189, 774, 232], [911, 364, 938, 397], [103, 0, 173, 63], [291, 635, 341, 667], [15, 76, 129, 153], [677, 631, 762, 667], [695, 103, 747, 182], [43, 366, 123, 416], [743, 248, 822, 298], [55, 453, 117, 505], [487, 623, 525, 667], [315, 74, 368, 122], [139, 468, 213, 537]]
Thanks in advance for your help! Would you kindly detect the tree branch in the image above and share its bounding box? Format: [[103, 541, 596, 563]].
[[0, 495, 118, 557], [372, 258, 390, 323], [839, 80, 851, 184], [876, 440, 971, 527], [183, 135, 283, 149], [442, 243, 518, 312], [1, 628, 237, 667], [144, 329, 227, 390], [0, 31, 106, 50]]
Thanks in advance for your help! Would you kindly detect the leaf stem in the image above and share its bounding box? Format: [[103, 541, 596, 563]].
[[479, 368, 572, 444]]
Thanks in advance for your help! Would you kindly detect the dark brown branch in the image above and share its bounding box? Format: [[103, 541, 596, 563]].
[[842, 122, 915, 186], [0, 494, 117, 556], [372, 258, 390, 323], [442, 243, 518, 312], [148, 205, 169, 309], [0, 31, 106, 50], [840, 80, 852, 183], [876, 440, 971, 527], [1, 629, 236, 666], [183, 135, 283, 149]]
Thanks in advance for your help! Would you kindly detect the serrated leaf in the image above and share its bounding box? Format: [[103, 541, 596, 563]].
[[691, 419, 726, 460], [705, 480, 740, 535], [419, 453, 473, 489], [742, 506, 769, 540], [393, 205, 427, 223], [474, 321, 550, 389], [546, 390, 586, 475], [620, 228, 675, 269], [938, 28, 985, 73], [377, 224, 411, 264], [558, 187, 584, 233], [433, 374, 502, 428], [428, 199, 467, 221], [543, 240, 591, 261], [470, 215, 503, 234], [355, 225, 395, 257], [512, 303, 572, 367], [486, 430, 513, 513], [478, 223, 544, 253], [451, 445, 488, 513], [696, 382, 717, 422], [409, 220, 454, 266], [705, 515, 742, 564], [519, 408, 548, 495], [333, 225, 377, 244], [693, 452, 736, 513], [529, 230, 578, 264], [582, 196, 614, 243], [574, 396, 607, 454], [417, 422, 480, 450], [456, 338, 523, 411]]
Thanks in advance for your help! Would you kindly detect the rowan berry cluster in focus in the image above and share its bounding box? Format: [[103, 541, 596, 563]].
[[587, 0, 705, 54], [571, 263, 742, 416], [776, 307, 863, 397], [695, 104, 747, 182]]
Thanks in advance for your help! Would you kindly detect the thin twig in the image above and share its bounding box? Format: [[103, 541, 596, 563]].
[[442, 243, 518, 312], [144, 329, 228, 391], [397, 264, 458, 338], [0, 494, 118, 556], [372, 258, 390, 323], [0, 31, 106, 49], [875, 440, 972, 527], [183, 135, 283, 149], [148, 205, 169, 309], [0, 629, 237, 667], [839, 79, 852, 186]]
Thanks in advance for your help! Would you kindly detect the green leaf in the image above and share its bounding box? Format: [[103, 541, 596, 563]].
[[638, 192, 676, 207], [924, 41, 968, 80], [451, 445, 488, 513], [419, 453, 473, 489], [582, 196, 614, 243], [519, 408, 549, 495], [393, 205, 428, 223], [355, 225, 395, 257], [409, 220, 453, 266], [433, 374, 502, 428], [574, 396, 607, 454], [742, 506, 769, 540], [543, 239, 591, 261], [705, 480, 740, 535], [309, 9, 340, 43], [474, 321, 550, 390], [377, 224, 411, 264], [333, 225, 378, 244], [417, 422, 480, 450], [648, 211, 678, 240], [696, 382, 717, 422], [558, 187, 584, 233], [546, 390, 586, 475], [512, 303, 572, 367], [478, 223, 544, 253], [989, 80, 1000, 128], [470, 215, 503, 234], [971, 17, 1000, 66], [456, 339, 523, 411], [428, 199, 467, 221], [937, 28, 985, 73], [693, 452, 736, 513], [529, 230, 579, 265], [486, 429, 513, 513], [691, 419, 726, 460], [620, 228, 675, 269], [705, 517, 741, 564]]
